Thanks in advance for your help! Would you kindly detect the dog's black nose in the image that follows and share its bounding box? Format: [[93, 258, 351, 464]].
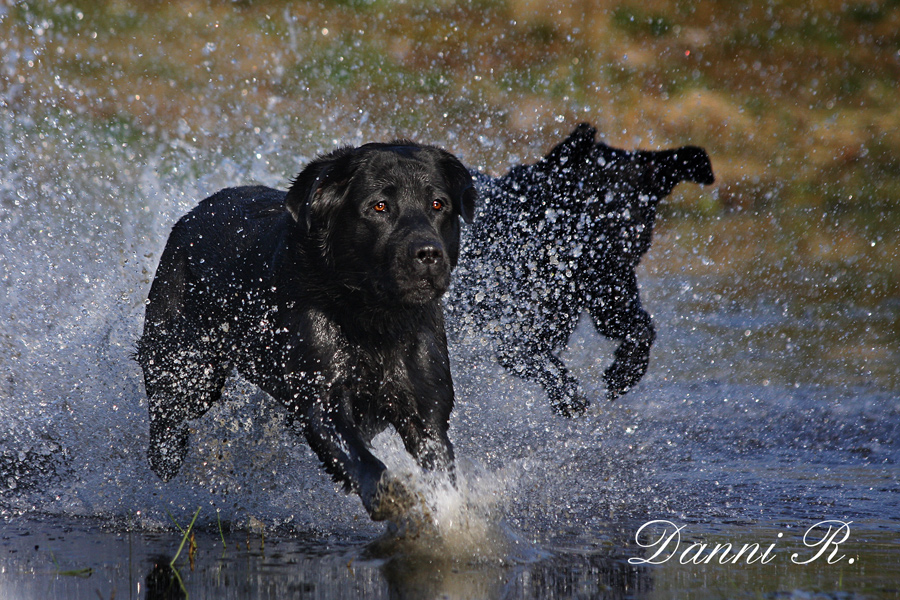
[[414, 242, 444, 265]]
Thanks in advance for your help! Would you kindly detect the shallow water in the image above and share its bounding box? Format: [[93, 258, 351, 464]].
[[3, 515, 897, 599]]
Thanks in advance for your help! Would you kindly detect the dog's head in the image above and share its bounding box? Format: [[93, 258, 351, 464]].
[[519, 123, 715, 205], [285, 142, 476, 306], [513, 123, 715, 265]]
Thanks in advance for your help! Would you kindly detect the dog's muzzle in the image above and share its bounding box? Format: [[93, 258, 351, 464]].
[[399, 238, 451, 302]]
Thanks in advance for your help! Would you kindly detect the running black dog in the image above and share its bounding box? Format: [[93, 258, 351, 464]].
[[451, 124, 715, 416], [137, 142, 476, 520]]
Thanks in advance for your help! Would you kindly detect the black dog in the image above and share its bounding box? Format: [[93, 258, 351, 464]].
[[137, 142, 476, 520], [452, 123, 715, 416]]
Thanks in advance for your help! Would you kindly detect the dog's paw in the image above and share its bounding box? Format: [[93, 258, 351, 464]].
[[550, 389, 591, 418], [148, 421, 189, 482], [366, 472, 428, 525], [366, 472, 435, 539], [605, 384, 627, 402], [603, 360, 644, 401]]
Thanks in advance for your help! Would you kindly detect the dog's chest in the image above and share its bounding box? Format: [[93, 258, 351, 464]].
[[337, 344, 415, 425], [304, 310, 414, 391]]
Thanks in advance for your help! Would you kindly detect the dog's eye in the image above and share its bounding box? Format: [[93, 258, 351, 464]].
[[432, 199, 444, 211], [373, 201, 387, 212]]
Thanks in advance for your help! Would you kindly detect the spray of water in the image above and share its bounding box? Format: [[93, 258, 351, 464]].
[[0, 70, 669, 548]]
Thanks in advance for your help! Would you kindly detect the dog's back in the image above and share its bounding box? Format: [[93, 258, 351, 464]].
[[140, 186, 288, 349]]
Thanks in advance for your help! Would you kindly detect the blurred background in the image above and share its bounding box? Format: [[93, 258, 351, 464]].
[[3, 0, 897, 387], [4, 0, 899, 282]]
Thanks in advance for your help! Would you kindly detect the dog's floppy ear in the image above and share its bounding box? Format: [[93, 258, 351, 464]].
[[439, 153, 477, 224], [285, 146, 357, 233]]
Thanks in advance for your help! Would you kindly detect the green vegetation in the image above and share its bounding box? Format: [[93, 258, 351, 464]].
[[170, 507, 201, 568], [49, 551, 94, 578]]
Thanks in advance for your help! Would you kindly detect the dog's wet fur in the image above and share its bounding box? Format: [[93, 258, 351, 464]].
[[451, 123, 715, 415], [137, 142, 476, 520]]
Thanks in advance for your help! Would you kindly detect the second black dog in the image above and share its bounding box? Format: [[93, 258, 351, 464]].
[[137, 142, 476, 520], [452, 124, 715, 415]]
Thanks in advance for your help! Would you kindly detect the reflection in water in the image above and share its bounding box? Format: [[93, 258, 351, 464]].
[[145, 556, 187, 600], [3, 515, 899, 599], [133, 530, 649, 600], [379, 550, 648, 600]]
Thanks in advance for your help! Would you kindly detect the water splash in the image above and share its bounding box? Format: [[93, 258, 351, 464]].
[[356, 434, 537, 564]]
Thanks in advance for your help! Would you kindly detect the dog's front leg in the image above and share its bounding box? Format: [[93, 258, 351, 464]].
[[396, 411, 456, 479], [302, 393, 391, 518], [398, 337, 457, 479], [604, 316, 655, 400], [496, 344, 590, 417]]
